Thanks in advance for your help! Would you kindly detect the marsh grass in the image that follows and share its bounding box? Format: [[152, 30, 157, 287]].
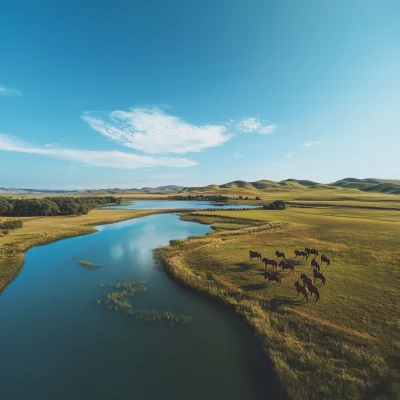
[[156, 208, 400, 399], [79, 260, 103, 269], [99, 280, 193, 326]]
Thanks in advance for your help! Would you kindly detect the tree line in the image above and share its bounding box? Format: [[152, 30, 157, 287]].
[[0, 196, 121, 217]]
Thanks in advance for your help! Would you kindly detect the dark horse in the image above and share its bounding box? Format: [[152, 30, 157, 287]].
[[275, 250, 286, 260], [294, 281, 309, 302], [262, 258, 278, 270], [305, 247, 319, 258], [300, 273, 313, 287], [311, 258, 320, 272], [306, 282, 320, 301], [279, 260, 295, 273], [264, 271, 281, 285], [321, 254, 331, 266], [313, 269, 326, 286], [294, 250, 308, 260], [249, 250, 262, 261]]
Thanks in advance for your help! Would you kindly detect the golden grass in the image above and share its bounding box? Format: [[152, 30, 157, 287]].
[[156, 207, 400, 399], [0, 209, 163, 291]]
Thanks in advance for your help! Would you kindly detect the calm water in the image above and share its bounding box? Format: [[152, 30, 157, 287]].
[[103, 200, 258, 210], [0, 214, 283, 400]]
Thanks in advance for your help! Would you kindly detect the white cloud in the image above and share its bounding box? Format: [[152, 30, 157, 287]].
[[82, 108, 232, 154], [303, 141, 322, 147], [0, 85, 22, 96], [236, 117, 276, 134], [0, 134, 196, 169], [285, 152, 293, 157]]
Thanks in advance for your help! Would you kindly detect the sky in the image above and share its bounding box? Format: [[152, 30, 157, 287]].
[[1, 0, 399, 189]]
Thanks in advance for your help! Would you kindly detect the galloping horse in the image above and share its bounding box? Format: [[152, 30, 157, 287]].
[[294, 250, 308, 260], [305, 248, 319, 258], [311, 258, 320, 272], [300, 273, 313, 287], [313, 269, 326, 286], [262, 258, 278, 270], [294, 281, 309, 302], [249, 250, 262, 261], [321, 254, 330, 266], [264, 271, 281, 285], [275, 250, 286, 260], [279, 260, 295, 273], [306, 282, 320, 301]]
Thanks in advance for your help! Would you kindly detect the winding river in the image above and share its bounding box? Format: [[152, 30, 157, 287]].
[[0, 212, 283, 399]]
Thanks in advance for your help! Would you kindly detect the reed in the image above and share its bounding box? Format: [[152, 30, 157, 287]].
[[78, 260, 103, 269]]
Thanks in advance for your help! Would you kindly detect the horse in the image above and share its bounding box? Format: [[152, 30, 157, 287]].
[[305, 247, 319, 257], [306, 282, 320, 301], [311, 258, 320, 272], [249, 250, 262, 261], [275, 250, 286, 260], [294, 281, 309, 302], [264, 271, 281, 285], [300, 273, 313, 287], [262, 258, 278, 270], [313, 269, 326, 286], [279, 260, 295, 273], [321, 254, 330, 266], [294, 250, 308, 260]]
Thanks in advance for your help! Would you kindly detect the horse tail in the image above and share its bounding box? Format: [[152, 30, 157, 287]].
[[322, 275, 326, 286], [327, 259, 330, 266]]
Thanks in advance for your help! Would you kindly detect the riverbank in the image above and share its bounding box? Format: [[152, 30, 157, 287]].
[[155, 207, 400, 400], [0, 209, 168, 291]]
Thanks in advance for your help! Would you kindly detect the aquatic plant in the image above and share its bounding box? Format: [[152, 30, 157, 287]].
[[78, 260, 103, 269]]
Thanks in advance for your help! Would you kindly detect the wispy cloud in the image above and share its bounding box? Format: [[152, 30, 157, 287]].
[[82, 108, 232, 154], [303, 141, 322, 147], [0, 134, 196, 169], [235, 117, 276, 135], [0, 85, 22, 96]]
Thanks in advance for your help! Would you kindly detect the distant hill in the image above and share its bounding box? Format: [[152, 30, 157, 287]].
[[1, 178, 399, 196]]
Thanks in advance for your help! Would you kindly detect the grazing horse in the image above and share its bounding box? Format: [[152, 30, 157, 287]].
[[311, 258, 320, 272], [249, 250, 262, 261], [262, 258, 278, 270], [300, 273, 313, 287], [321, 254, 330, 266], [279, 260, 295, 273], [264, 271, 281, 285], [294, 250, 308, 260], [275, 250, 286, 260], [305, 247, 319, 258], [313, 269, 326, 286], [294, 281, 309, 302], [306, 282, 320, 301]]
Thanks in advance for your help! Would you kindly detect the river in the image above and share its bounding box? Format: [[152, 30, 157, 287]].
[[0, 213, 283, 399]]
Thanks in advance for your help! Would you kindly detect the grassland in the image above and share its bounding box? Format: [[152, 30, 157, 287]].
[[0, 209, 165, 291], [156, 206, 400, 399]]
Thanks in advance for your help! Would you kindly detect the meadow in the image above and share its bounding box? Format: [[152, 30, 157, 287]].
[[156, 205, 400, 399]]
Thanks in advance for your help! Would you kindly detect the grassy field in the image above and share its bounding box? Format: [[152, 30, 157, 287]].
[[0, 209, 164, 291], [156, 206, 400, 399]]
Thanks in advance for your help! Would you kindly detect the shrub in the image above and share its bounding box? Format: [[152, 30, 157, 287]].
[[0, 220, 23, 229], [263, 200, 286, 210]]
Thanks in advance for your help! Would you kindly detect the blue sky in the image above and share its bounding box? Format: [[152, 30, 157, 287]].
[[1, 0, 399, 189]]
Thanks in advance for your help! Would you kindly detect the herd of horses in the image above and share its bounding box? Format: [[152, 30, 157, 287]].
[[248, 248, 329, 303]]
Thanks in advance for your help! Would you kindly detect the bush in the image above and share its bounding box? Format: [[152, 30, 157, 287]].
[[263, 200, 286, 210], [0, 220, 23, 229], [2, 230, 9, 235]]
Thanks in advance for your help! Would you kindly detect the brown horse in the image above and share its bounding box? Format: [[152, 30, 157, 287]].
[[294, 250, 308, 260], [311, 258, 320, 271], [294, 281, 309, 302], [249, 250, 262, 261], [279, 260, 295, 273], [305, 247, 319, 257], [262, 258, 278, 270], [264, 271, 281, 284], [321, 254, 330, 266], [300, 273, 313, 287], [275, 250, 286, 260], [306, 282, 320, 301], [313, 269, 326, 286]]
